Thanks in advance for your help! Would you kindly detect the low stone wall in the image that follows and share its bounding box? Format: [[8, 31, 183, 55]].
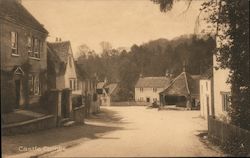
[[2, 115, 56, 136], [111, 101, 150, 106], [73, 105, 85, 124]]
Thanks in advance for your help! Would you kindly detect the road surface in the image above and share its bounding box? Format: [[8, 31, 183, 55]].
[[51, 106, 223, 157]]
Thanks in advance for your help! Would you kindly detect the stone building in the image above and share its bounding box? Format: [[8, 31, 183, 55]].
[[0, 0, 48, 112]]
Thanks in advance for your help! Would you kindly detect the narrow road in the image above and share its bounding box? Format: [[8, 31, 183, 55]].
[[52, 106, 223, 157]]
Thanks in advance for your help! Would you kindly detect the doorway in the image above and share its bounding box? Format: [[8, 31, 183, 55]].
[[15, 79, 21, 109], [146, 97, 150, 103]]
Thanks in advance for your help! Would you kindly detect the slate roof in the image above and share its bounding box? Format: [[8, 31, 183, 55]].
[[160, 72, 200, 97], [0, 0, 48, 33], [135, 77, 171, 88]]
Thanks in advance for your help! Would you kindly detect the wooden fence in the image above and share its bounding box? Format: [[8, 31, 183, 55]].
[[208, 116, 250, 154]]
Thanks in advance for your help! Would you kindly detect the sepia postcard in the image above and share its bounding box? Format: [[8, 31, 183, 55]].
[[1, 0, 249, 157]]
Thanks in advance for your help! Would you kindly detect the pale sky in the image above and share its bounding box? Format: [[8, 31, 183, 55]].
[[22, 0, 204, 56]]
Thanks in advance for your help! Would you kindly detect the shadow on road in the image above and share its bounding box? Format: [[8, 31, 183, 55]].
[[88, 107, 128, 124], [2, 107, 126, 156]]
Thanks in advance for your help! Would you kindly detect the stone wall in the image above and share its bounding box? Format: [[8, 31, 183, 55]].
[[2, 115, 56, 136], [73, 105, 85, 124]]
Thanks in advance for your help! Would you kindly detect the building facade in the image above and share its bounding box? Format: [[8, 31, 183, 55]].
[[0, 0, 48, 111], [47, 41, 78, 93], [212, 55, 231, 121], [135, 76, 171, 104], [200, 79, 212, 119]]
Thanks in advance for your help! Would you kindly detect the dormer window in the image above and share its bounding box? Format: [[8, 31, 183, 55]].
[[11, 32, 18, 55]]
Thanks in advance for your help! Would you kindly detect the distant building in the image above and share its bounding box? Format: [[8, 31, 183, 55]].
[[160, 72, 200, 109], [135, 75, 172, 104], [47, 41, 78, 92], [105, 83, 119, 102], [75, 64, 100, 114], [199, 68, 213, 119], [0, 0, 48, 111]]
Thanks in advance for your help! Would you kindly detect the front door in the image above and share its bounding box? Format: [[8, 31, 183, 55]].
[[146, 97, 150, 103], [15, 80, 21, 109]]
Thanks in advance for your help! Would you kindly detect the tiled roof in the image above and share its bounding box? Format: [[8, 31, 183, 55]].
[[160, 72, 200, 97], [47, 41, 71, 63], [135, 76, 171, 88], [47, 43, 67, 76], [0, 0, 48, 33], [105, 83, 118, 95]]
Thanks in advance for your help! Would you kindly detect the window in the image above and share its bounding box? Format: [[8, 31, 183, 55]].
[[11, 32, 18, 55], [33, 38, 40, 58], [27, 36, 32, 55], [221, 92, 231, 111], [28, 74, 40, 96], [69, 78, 77, 91], [140, 88, 143, 92], [153, 88, 157, 92], [28, 37, 40, 59]]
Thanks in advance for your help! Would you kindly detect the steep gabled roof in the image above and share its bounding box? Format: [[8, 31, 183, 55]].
[[47, 41, 76, 77], [47, 44, 67, 76], [160, 72, 200, 97], [47, 41, 71, 63], [105, 83, 118, 95], [0, 0, 48, 33], [135, 76, 171, 88]]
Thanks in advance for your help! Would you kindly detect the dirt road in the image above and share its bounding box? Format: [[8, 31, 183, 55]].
[[51, 106, 223, 157]]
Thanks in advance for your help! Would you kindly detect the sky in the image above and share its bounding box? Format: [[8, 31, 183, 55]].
[[22, 0, 204, 56]]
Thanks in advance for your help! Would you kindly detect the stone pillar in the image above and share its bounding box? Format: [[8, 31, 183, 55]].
[[47, 89, 62, 126], [62, 88, 73, 119]]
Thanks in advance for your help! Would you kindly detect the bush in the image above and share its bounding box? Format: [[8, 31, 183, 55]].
[[222, 134, 249, 156], [72, 95, 82, 108]]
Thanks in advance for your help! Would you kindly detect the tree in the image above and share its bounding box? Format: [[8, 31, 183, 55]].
[[76, 44, 91, 59], [100, 41, 112, 56], [151, 0, 250, 130]]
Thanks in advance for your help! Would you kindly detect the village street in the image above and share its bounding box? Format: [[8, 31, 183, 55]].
[[2, 105, 224, 158], [51, 105, 223, 157]]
